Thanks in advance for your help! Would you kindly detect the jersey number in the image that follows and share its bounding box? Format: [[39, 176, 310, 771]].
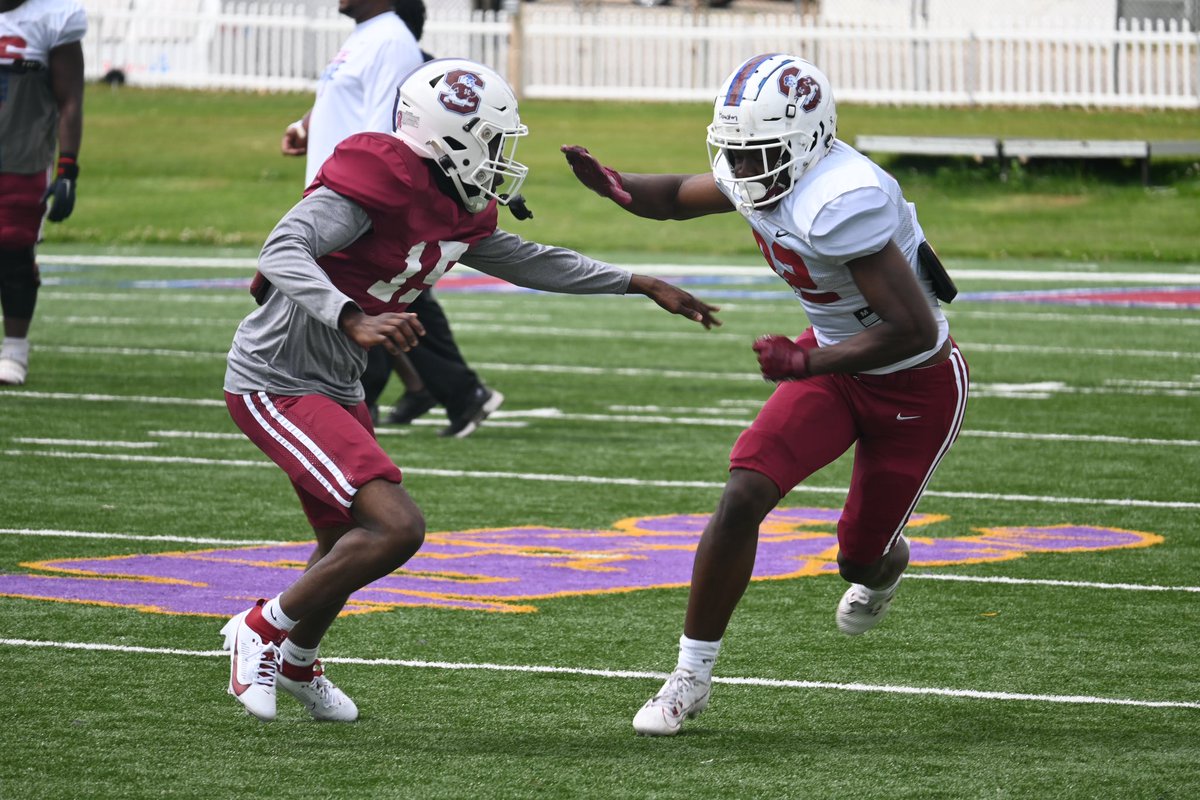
[[752, 231, 841, 304], [367, 240, 469, 305]]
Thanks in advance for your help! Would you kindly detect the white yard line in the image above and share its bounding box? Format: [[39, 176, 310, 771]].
[[157, 420, 1200, 442], [27, 338, 1200, 362], [961, 342, 1200, 360], [37, 311, 549, 326], [0, 637, 1195, 710], [18, 331, 1200, 362], [905, 573, 1200, 593], [11, 437, 159, 448], [4, 449, 1197, 509], [946, 309, 1200, 327], [36, 254, 1200, 284], [6, 392, 1198, 444], [0, 528, 279, 546], [2, 391, 226, 407], [959, 430, 1200, 447]]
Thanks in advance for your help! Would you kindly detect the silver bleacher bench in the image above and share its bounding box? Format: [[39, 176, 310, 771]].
[[854, 135, 1200, 185], [1149, 140, 1200, 158], [854, 135, 1001, 161], [1001, 138, 1149, 181]]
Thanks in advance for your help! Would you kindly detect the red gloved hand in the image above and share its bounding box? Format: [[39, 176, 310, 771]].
[[752, 335, 814, 382], [561, 145, 633, 206]]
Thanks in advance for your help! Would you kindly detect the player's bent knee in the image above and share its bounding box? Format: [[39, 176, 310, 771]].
[[385, 515, 425, 560], [714, 469, 780, 524], [353, 479, 426, 562]]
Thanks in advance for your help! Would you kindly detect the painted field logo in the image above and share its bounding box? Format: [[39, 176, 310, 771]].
[[0, 508, 1160, 617]]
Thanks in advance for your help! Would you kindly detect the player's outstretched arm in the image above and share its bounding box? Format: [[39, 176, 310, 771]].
[[561, 145, 733, 220], [627, 274, 721, 329]]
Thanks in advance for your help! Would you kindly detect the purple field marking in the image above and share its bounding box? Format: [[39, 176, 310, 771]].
[[0, 508, 1161, 617]]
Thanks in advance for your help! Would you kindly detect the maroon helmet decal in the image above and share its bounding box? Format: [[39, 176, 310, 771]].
[[778, 67, 822, 113], [439, 69, 485, 115]]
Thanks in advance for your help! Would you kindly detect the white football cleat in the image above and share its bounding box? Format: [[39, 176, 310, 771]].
[[0, 357, 27, 386], [632, 668, 711, 736], [278, 660, 359, 722], [220, 607, 279, 721], [836, 577, 901, 636]]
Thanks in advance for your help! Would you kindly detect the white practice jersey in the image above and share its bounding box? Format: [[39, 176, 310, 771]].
[[730, 139, 949, 374], [305, 11, 422, 186], [0, 0, 87, 173]]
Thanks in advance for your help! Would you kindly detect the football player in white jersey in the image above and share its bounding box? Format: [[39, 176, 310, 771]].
[[564, 53, 970, 736], [0, 0, 86, 385]]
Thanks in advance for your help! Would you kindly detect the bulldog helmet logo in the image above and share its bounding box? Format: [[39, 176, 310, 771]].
[[778, 67, 822, 113], [439, 69, 484, 115]]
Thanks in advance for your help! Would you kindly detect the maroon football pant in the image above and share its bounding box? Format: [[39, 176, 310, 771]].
[[0, 171, 49, 249], [730, 340, 969, 565], [225, 391, 404, 529]]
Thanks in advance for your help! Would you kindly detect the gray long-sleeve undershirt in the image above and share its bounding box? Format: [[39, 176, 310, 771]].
[[225, 187, 634, 405]]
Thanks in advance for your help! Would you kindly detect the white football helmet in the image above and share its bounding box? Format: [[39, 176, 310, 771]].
[[393, 58, 529, 213], [707, 54, 837, 212]]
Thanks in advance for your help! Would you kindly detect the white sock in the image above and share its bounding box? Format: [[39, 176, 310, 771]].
[[279, 638, 319, 668], [262, 595, 298, 632], [676, 634, 721, 678], [1, 337, 29, 362]]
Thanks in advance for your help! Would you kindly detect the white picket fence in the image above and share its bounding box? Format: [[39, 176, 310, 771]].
[[80, 3, 1200, 108]]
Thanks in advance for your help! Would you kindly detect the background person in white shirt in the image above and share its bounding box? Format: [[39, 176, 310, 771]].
[[0, 0, 87, 386], [280, 0, 423, 186]]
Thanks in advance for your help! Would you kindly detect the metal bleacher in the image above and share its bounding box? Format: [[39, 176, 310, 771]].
[[854, 135, 1200, 184]]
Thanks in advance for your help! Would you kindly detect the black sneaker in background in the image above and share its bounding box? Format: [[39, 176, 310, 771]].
[[440, 387, 504, 439], [386, 389, 437, 425]]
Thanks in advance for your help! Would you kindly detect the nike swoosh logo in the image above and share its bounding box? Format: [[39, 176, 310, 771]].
[[896, 413, 921, 421], [230, 637, 252, 697], [775, 230, 791, 238]]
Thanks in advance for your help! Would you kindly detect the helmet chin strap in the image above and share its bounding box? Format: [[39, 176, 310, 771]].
[[429, 140, 489, 213]]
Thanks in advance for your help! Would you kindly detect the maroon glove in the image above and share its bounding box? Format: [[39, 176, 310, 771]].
[[561, 145, 632, 206], [753, 335, 813, 382]]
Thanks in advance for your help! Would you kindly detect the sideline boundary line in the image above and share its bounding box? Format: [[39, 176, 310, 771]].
[[37, 255, 1200, 284], [1, 637, 1195, 710]]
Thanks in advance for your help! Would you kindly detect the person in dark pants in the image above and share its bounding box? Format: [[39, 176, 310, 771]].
[[358, 0, 504, 438], [361, 288, 502, 438]]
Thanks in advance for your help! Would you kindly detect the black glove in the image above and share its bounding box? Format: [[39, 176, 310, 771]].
[[44, 154, 79, 222]]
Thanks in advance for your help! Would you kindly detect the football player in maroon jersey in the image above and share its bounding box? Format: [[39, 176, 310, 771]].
[[219, 57, 720, 723]]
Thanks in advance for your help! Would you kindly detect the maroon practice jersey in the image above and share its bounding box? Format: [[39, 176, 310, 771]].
[[308, 132, 499, 314]]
